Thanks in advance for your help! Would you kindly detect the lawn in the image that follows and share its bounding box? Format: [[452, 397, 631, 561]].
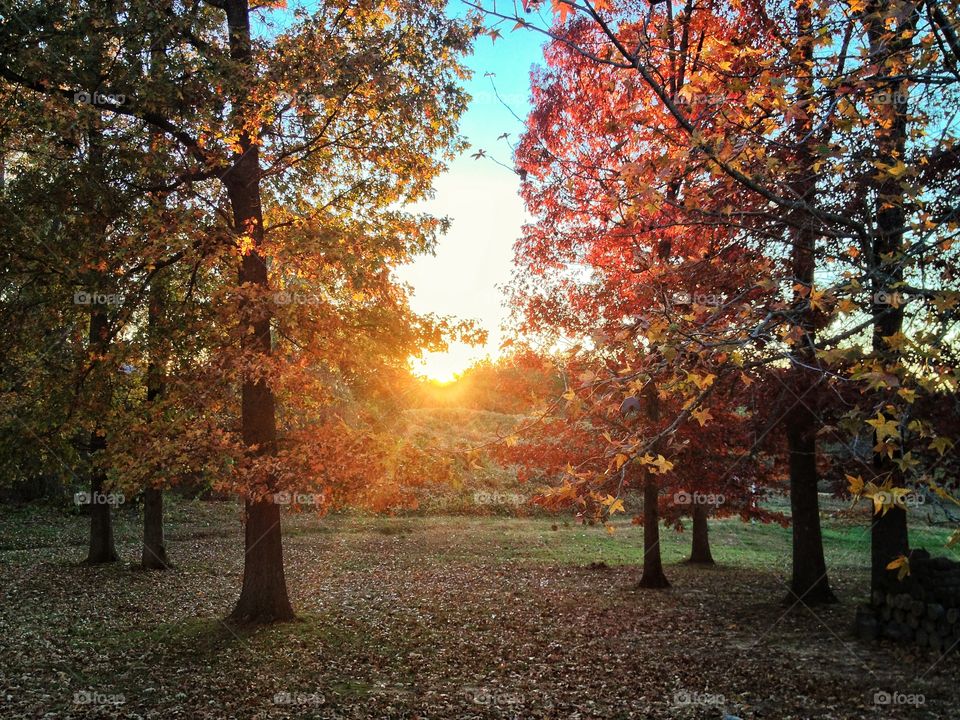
[[1, 501, 958, 719]]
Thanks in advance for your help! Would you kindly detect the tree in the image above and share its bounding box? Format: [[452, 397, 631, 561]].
[[0, 0, 476, 621], [506, 4, 784, 589], [484, 0, 960, 606]]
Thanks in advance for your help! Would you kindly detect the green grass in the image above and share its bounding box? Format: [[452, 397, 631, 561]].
[[305, 511, 958, 572], [4, 497, 955, 571]]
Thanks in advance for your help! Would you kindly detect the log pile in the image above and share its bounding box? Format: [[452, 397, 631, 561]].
[[855, 549, 960, 653]]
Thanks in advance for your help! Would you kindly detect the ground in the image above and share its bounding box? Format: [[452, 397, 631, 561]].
[[1, 502, 957, 719]]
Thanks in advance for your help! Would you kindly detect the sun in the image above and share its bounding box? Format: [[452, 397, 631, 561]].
[[412, 345, 481, 384]]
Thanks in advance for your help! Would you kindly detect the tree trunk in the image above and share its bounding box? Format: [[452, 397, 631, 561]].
[[688, 502, 714, 565], [783, 0, 835, 606], [225, 197, 293, 621], [230, 498, 292, 623], [223, 0, 293, 624], [141, 486, 170, 569], [872, 505, 909, 592], [82, 13, 119, 565], [141, 278, 171, 570], [140, 246, 172, 568], [638, 475, 670, 588], [637, 382, 669, 588], [85, 306, 118, 564], [865, 0, 918, 596], [87, 451, 118, 564], [786, 402, 835, 603], [139, 2, 173, 573]]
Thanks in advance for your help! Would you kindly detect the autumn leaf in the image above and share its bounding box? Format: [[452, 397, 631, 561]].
[[603, 494, 626, 514], [686, 372, 716, 390], [691, 407, 713, 427], [552, 0, 573, 22], [641, 453, 674, 474], [866, 413, 900, 442], [872, 159, 909, 180], [886, 554, 911, 581], [928, 437, 953, 456], [846, 474, 864, 498]]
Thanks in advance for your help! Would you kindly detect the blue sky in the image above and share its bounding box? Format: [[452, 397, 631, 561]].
[[396, 6, 548, 381]]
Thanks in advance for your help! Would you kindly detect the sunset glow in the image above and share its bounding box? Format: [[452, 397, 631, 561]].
[[396, 20, 541, 382], [4, 0, 959, 716]]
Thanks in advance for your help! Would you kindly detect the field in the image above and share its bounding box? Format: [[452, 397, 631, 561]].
[[1, 501, 958, 719]]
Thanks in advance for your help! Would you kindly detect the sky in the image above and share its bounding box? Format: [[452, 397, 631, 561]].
[[394, 8, 548, 382]]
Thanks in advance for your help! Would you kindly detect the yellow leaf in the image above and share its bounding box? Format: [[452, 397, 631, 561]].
[[691, 408, 713, 427], [687, 372, 716, 390], [867, 413, 900, 442], [886, 554, 911, 581], [929, 437, 953, 456], [897, 388, 916, 403], [893, 452, 920, 472], [872, 159, 909, 180], [846, 474, 864, 497], [641, 454, 674, 474], [926, 481, 957, 505], [238, 234, 256, 256], [809, 288, 830, 311], [606, 497, 625, 514]]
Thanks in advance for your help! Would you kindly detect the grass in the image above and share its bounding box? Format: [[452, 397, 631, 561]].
[[1, 499, 959, 719]]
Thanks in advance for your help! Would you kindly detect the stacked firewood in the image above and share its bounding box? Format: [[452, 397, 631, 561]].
[[855, 550, 960, 653]]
